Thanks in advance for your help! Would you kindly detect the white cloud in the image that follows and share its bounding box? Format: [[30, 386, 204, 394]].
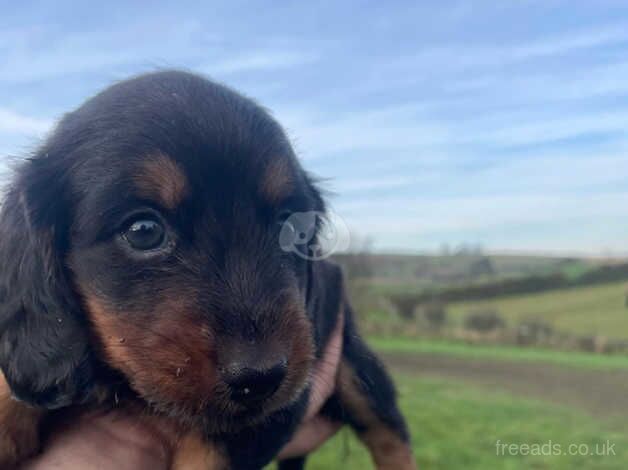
[[329, 149, 628, 253], [467, 111, 628, 148], [0, 30, 143, 82], [391, 23, 628, 74], [507, 25, 628, 61], [278, 99, 628, 166], [276, 104, 452, 160], [0, 108, 52, 134], [331, 175, 418, 193], [340, 191, 628, 231], [208, 51, 318, 75]]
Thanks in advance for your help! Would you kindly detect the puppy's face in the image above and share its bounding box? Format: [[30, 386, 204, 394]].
[[26, 72, 321, 432]]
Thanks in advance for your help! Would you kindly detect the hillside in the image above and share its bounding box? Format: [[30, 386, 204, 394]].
[[334, 252, 609, 287]]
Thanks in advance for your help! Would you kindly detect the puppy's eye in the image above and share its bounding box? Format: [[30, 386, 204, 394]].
[[122, 218, 166, 251]]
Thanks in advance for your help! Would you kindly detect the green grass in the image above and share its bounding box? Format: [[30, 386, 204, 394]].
[[277, 375, 627, 469], [368, 337, 628, 370], [447, 280, 628, 339]]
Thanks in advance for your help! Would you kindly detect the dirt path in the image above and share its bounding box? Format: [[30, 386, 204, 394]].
[[381, 352, 628, 419]]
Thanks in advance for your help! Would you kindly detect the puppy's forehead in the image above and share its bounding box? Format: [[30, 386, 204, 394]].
[[58, 72, 308, 210], [129, 150, 297, 210]]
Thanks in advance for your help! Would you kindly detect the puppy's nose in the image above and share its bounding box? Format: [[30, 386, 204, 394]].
[[223, 360, 287, 405]]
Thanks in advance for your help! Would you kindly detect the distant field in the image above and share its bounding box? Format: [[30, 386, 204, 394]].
[[272, 376, 628, 469], [446, 280, 628, 339], [335, 253, 603, 292], [369, 337, 628, 371]]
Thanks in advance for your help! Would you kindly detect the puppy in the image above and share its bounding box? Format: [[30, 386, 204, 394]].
[[0, 71, 415, 470]]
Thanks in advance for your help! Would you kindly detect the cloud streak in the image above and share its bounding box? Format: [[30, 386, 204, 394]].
[[208, 51, 318, 75], [0, 108, 52, 134]]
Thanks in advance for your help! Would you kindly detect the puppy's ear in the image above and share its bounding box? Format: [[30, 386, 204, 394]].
[[306, 259, 345, 356], [0, 159, 93, 409]]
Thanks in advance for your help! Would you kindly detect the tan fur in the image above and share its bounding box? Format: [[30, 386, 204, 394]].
[[135, 153, 188, 209], [171, 431, 228, 470], [83, 293, 219, 416], [259, 157, 294, 204], [0, 371, 43, 467], [337, 361, 416, 470], [277, 298, 315, 401]]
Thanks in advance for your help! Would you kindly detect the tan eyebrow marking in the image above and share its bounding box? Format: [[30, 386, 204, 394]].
[[259, 157, 295, 204], [134, 153, 188, 209]]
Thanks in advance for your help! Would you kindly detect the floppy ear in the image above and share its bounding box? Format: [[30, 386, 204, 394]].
[[306, 259, 345, 356], [0, 159, 94, 409]]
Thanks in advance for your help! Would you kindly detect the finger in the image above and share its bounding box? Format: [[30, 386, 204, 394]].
[[278, 416, 342, 460], [306, 311, 344, 420]]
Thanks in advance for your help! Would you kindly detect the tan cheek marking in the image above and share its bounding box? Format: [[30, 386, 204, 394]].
[[271, 297, 315, 405], [83, 295, 217, 411], [171, 431, 228, 470], [0, 371, 43, 466], [134, 153, 188, 209], [259, 157, 295, 204], [337, 362, 416, 470]]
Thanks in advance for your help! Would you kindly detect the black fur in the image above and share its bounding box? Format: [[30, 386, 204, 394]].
[[0, 71, 411, 469], [0, 163, 94, 409]]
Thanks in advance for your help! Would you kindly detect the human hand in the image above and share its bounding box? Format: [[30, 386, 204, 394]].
[[278, 312, 344, 460], [20, 410, 173, 470]]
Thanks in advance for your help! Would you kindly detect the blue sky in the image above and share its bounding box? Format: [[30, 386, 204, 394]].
[[2, 1, 628, 255]]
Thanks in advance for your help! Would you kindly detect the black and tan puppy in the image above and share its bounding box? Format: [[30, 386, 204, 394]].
[[0, 71, 415, 469]]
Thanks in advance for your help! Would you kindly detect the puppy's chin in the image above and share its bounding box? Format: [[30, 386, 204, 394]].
[[203, 377, 312, 434], [141, 372, 311, 435], [210, 395, 308, 435], [200, 407, 272, 434]]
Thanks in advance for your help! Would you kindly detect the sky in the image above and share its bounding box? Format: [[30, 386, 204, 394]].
[[2, 1, 628, 256]]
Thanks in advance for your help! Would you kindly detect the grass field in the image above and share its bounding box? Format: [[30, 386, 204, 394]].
[[278, 273, 628, 468], [269, 335, 628, 468], [274, 375, 627, 469], [446, 280, 628, 339], [369, 337, 628, 370]]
